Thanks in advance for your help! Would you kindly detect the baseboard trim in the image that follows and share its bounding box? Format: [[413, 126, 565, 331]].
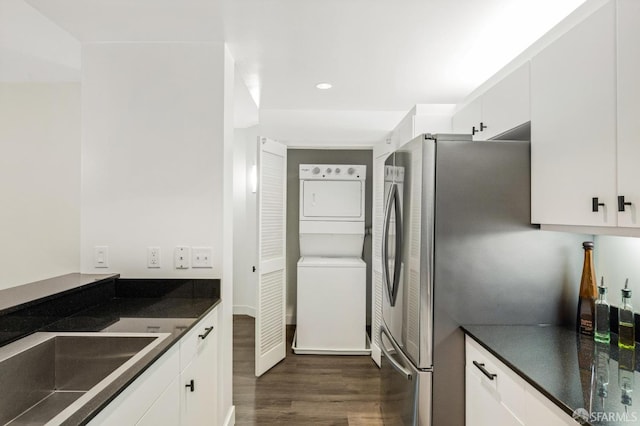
[[223, 405, 236, 426], [233, 305, 256, 318]]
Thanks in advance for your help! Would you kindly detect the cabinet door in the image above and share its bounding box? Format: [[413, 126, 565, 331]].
[[181, 326, 218, 426], [616, 0, 640, 228], [88, 346, 180, 425], [522, 387, 576, 426], [481, 62, 530, 140], [452, 97, 481, 140], [530, 1, 617, 227], [136, 376, 180, 426], [466, 366, 524, 426]]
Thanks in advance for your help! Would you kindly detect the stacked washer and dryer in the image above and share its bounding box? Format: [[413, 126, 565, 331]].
[[293, 164, 370, 355]]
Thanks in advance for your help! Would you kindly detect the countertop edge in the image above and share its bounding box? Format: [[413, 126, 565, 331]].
[[69, 298, 222, 426], [461, 325, 578, 419], [0, 273, 120, 315]]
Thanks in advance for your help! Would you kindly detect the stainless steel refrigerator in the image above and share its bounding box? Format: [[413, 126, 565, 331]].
[[379, 134, 585, 425]]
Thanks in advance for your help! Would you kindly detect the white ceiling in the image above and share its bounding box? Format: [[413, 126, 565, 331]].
[[5, 0, 587, 142]]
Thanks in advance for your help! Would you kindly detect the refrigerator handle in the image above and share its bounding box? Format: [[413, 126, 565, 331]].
[[382, 183, 396, 304], [390, 185, 403, 306], [379, 326, 413, 380]]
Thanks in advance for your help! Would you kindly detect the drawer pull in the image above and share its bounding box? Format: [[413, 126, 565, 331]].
[[186, 379, 195, 392], [473, 361, 497, 380], [199, 326, 214, 340]]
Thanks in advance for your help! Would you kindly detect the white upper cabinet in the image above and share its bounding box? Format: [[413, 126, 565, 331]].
[[452, 97, 482, 139], [616, 0, 640, 228], [531, 1, 617, 227], [453, 62, 530, 141], [480, 63, 530, 140]]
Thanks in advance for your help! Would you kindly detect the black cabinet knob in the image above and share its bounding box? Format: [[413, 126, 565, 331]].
[[479, 122, 487, 131], [618, 195, 632, 212], [472, 126, 477, 136], [592, 197, 605, 212], [186, 379, 195, 392]]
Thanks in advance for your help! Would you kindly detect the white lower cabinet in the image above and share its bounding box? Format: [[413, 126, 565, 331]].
[[88, 345, 180, 425], [465, 337, 575, 426], [88, 306, 219, 426], [136, 376, 181, 426], [180, 316, 218, 425]]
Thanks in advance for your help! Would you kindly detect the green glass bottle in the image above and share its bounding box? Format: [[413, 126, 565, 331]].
[[618, 279, 635, 350], [595, 277, 610, 343]]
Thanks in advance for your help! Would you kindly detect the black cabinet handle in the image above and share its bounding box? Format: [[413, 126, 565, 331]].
[[252, 266, 256, 272], [479, 122, 487, 131], [199, 326, 214, 340], [472, 126, 477, 136], [592, 197, 605, 212], [473, 361, 497, 381], [618, 195, 632, 212], [186, 379, 195, 392]]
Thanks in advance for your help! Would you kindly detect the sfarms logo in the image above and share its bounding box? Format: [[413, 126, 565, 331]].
[[572, 408, 639, 424]]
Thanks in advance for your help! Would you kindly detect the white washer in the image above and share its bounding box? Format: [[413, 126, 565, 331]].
[[293, 257, 368, 355]]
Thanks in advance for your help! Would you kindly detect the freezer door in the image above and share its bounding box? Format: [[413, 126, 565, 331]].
[[379, 326, 419, 426]]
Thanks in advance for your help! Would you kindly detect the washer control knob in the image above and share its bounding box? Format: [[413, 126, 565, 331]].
[[326, 168, 332, 174], [348, 167, 356, 175], [335, 168, 341, 174], [312, 167, 320, 175]]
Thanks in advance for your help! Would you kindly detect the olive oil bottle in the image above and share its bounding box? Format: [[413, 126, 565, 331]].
[[577, 241, 597, 336], [618, 279, 636, 349]]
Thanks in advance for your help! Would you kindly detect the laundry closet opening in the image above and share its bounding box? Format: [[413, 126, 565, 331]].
[[286, 149, 373, 339]]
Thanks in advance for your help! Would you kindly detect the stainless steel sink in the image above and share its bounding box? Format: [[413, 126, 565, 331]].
[[0, 332, 170, 425]]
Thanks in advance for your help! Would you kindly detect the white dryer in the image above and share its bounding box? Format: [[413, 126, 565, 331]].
[[294, 164, 369, 355], [298, 164, 366, 257]]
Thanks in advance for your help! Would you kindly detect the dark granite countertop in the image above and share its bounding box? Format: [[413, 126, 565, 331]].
[[0, 275, 220, 425], [462, 325, 640, 426]]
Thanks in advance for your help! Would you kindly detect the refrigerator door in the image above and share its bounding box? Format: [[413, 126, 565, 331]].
[[379, 325, 420, 426], [382, 181, 402, 306], [382, 135, 435, 370]]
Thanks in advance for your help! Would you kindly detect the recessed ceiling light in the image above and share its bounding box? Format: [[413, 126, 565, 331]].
[[316, 82, 332, 90]]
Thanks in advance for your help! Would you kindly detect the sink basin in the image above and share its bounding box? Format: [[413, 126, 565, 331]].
[[0, 332, 169, 425]]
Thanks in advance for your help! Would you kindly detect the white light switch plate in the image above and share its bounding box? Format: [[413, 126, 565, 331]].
[[175, 246, 190, 269], [94, 246, 109, 268], [192, 247, 213, 268]]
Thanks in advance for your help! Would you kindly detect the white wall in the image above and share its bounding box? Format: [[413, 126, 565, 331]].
[[259, 109, 406, 148], [233, 125, 259, 317], [595, 235, 640, 310], [80, 43, 226, 278], [221, 45, 235, 426], [0, 83, 80, 289], [81, 41, 235, 424]]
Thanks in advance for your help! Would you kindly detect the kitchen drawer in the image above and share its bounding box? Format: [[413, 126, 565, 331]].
[[180, 306, 218, 371], [466, 337, 526, 422]]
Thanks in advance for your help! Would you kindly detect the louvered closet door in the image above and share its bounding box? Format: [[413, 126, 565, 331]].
[[255, 137, 287, 377], [371, 151, 388, 366]]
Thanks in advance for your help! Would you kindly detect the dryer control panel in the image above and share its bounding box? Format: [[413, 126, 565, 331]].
[[299, 164, 366, 180]]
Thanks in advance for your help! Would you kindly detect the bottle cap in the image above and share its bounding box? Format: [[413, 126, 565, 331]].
[[622, 279, 632, 298], [583, 241, 594, 250], [599, 286, 607, 295]]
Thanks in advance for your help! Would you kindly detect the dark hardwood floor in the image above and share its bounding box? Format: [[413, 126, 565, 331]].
[[233, 315, 384, 425]]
